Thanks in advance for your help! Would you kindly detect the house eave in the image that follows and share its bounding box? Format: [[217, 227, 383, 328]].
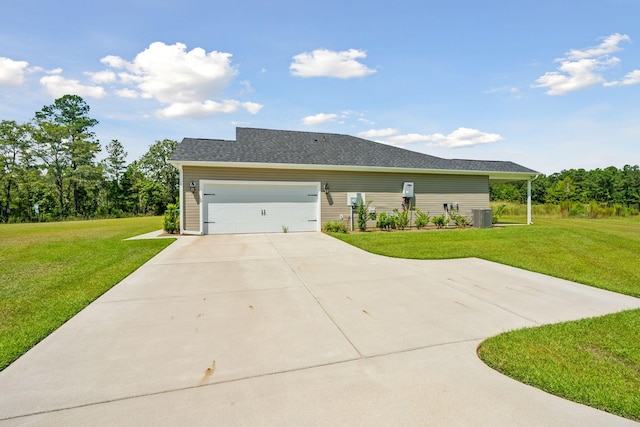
[[170, 160, 536, 181]]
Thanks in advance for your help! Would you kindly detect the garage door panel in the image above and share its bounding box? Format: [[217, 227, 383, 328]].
[[202, 182, 319, 234], [211, 185, 317, 204]]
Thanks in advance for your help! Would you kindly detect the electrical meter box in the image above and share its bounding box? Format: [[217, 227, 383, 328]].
[[347, 192, 365, 206], [402, 182, 414, 198]]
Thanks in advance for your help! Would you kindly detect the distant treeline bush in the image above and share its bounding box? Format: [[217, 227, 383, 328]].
[[490, 165, 640, 208], [491, 201, 639, 219]]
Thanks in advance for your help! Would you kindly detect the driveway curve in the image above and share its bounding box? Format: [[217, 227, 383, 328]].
[[1, 232, 639, 426]]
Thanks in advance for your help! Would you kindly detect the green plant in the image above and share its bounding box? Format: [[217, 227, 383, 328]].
[[451, 212, 470, 228], [492, 203, 507, 223], [282, 225, 289, 233], [323, 221, 348, 233], [163, 203, 180, 234], [414, 209, 430, 229], [377, 211, 395, 230], [432, 214, 447, 229], [357, 200, 376, 232], [393, 208, 409, 230]]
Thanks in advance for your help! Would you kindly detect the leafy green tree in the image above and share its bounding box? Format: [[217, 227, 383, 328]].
[[0, 121, 33, 222], [138, 139, 179, 213], [32, 121, 70, 217], [101, 139, 128, 213], [619, 165, 640, 205], [34, 95, 100, 216]]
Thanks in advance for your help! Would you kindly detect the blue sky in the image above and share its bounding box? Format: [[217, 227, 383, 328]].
[[1, 0, 639, 175]]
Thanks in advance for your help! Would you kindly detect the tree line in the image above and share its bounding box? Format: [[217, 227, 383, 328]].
[[490, 166, 640, 207], [0, 95, 178, 223]]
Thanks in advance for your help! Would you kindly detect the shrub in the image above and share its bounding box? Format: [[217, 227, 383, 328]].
[[492, 204, 507, 223], [432, 214, 447, 229], [163, 203, 180, 234], [324, 221, 348, 233], [451, 212, 470, 228], [568, 203, 587, 217], [377, 211, 395, 231], [414, 209, 430, 229], [357, 201, 376, 232], [394, 208, 409, 230]]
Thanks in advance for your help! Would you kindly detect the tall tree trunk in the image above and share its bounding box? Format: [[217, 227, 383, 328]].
[[4, 179, 11, 222]]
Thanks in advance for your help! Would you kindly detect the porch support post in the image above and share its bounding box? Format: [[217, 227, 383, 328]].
[[527, 178, 532, 225]]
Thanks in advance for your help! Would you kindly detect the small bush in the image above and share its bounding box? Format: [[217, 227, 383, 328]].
[[357, 201, 376, 232], [163, 203, 180, 234], [414, 209, 430, 229], [492, 204, 507, 224], [451, 212, 470, 227], [324, 221, 348, 233], [432, 214, 447, 229], [394, 208, 409, 230], [377, 211, 395, 231], [568, 203, 587, 217]]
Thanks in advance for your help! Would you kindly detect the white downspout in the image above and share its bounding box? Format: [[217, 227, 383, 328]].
[[527, 174, 539, 225]]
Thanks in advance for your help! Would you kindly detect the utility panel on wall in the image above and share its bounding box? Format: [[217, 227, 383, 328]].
[[402, 182, 414, 198], [347, 192, 365, 206]]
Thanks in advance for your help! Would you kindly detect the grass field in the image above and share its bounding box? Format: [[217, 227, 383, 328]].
[[0, 217, 174, 371], [331, 217, 640, 420]]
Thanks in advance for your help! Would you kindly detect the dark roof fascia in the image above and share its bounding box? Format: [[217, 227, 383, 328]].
[[170, 159, 538, 180]]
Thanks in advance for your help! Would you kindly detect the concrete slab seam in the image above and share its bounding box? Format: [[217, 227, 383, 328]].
[[0, 355, 364, 422], [267, 243, 366, 359], [95, 284, 306, 305], [0, 337, 491, 423]]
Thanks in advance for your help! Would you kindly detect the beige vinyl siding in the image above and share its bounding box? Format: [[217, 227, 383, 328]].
[[182, 166, 489, 232]]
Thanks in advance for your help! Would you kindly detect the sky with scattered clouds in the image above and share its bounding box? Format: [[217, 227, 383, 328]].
[[1, 0, 639, 174]]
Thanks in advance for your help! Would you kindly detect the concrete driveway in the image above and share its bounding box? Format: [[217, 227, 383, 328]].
[[1, 232, 639, 426]]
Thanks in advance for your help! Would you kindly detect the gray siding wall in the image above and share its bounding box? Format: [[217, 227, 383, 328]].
[[182, 166, 489, 232]]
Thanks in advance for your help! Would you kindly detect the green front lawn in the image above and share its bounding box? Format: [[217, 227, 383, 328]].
[[0, 217, 174, 371], [331, 217, 640, 420], [333, 218, 640, 297]]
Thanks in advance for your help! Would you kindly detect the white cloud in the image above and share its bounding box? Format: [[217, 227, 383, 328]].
[[100, 41, 262, 118], [621, 69, 640, 85], [534, 33, 635, 95], [566, 33, 630, 60], [302, 113, 338, 126], [115, 88, 139, 98], [0, 57, 29, 85], [157, 99, 263, 118], [39, 74, 106, 99], [290, 49, 376, 79], [388, 133, 433, 145], [239, 80, 254, 95], [85, 70, 116, 84], [484, 86, 522, 98], [359, 128, 399, 138], [388, 127, 503, 148], [101, 55, 127, 69], [423, 127, 503, 148]]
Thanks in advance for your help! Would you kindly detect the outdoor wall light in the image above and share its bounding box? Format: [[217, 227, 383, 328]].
[[323, 182, 330, 194], [189, 181, 197, 193]]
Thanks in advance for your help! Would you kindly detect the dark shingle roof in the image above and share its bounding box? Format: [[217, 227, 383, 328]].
[[171, 127, 538, 175]]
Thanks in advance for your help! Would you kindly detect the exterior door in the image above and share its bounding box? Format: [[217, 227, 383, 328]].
[[202, 181, 319, 234]]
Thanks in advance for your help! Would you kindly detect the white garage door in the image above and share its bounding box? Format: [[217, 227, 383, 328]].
[[202, 181, 320, 234]]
